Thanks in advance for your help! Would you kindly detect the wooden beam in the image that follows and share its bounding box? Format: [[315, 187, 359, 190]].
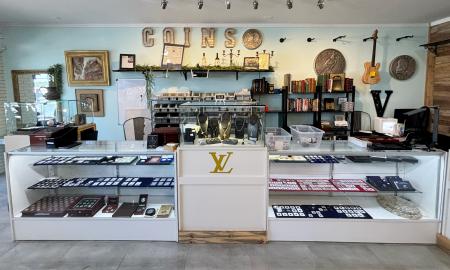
[[179, 231, 267, 244]]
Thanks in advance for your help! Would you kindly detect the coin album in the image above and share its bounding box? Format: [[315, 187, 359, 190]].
[[67, 195, 106, 217], [272, 205, 372, 219], [28, 177, 175, 189]]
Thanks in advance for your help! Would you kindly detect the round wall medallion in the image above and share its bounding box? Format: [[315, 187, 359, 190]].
[[242, 29, 263, 50], [389, 55, 416, 81], [314, 49, 346, 75]]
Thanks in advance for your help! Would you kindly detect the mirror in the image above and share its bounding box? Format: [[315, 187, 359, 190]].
[[11, 70, 49, 103]]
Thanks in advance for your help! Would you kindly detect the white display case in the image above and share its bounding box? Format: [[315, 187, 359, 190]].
[[5, 141, 178, 241], [268, 141, 447, 244]]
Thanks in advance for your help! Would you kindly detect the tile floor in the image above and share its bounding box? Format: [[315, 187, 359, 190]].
[[0, 175, 449, 270]]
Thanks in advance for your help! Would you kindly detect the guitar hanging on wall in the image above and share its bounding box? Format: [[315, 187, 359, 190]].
[[362, 30, 381, 85]]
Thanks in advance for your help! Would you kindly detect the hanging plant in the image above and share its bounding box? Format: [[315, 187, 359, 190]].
[[46, 64, 63, 100], [140, 65, 155, 106]]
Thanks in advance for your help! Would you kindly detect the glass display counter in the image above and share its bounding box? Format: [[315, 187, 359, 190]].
[[179, 101, 265, 147], [5, 141, 178, 241], [268, 141, 447, 243]]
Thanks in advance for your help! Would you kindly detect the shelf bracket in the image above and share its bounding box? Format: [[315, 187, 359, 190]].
[[183, 71, 188, 81], [235, 71, 239, 80]]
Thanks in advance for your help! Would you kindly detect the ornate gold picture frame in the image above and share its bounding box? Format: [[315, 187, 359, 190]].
[[65, 50, 110, 86]]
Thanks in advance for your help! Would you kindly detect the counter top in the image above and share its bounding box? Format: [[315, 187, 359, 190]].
[[269, 141, 446, 156], [8, 141, 174, 156]]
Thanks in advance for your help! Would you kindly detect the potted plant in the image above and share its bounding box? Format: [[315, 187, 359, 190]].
[[46, 64, 63, 100]]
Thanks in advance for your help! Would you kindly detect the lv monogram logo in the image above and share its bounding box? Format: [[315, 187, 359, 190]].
[[209, 152, 233, 174]]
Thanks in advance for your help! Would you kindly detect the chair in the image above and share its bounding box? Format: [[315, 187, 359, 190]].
[[122, 117, 152, 140]]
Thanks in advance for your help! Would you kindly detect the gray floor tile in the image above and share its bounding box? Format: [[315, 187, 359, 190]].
[[119, 242, 187, 269], [368, 244, 450, 270]]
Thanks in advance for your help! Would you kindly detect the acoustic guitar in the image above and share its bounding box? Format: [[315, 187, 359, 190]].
[[362, 30, 381, 85]]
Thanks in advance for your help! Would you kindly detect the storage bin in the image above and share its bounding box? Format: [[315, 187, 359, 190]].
[[290, 125, 324, 148], [265, 127, 292, 150]]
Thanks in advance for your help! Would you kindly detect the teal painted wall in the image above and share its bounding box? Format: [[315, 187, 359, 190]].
[[2, 25, 428, 140]]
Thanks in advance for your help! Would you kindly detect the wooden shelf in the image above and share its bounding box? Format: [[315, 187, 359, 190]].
[[420, 39, 450, 55], [113, 68, 274, 80]]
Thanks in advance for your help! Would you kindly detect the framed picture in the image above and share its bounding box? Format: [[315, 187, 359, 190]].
[[258, 53, 270, 70], [120, 54, 136, 70], [161, 44, 184, 70], [243, 57, 259, 70], [65, 50, 110, 86], [75, 89, 105, 117]]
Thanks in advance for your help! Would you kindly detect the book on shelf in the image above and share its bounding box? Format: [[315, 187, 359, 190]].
[[287, 98, 319, 112]]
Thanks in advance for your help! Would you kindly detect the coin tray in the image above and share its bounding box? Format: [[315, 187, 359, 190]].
[[296, 179, 339, 192], [330, 179, 377, 192], [269, 179, 302, 191], [28, 178, 70, 190], [34, 156, 138, 166], [28, 177, 175, 189], [304, 155, 339, 163], [22, 195, 82, 217], [272, 204, 372, 219]]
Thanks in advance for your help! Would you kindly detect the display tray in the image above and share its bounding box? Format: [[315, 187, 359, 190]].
[[28, 177, 175, 189], [33, 156, 138, 166], [136, 155, 174, 165], [269, 154, 420, 164], [270, 155, 339, 163], [21, 195, 82, 217], [272, 204, 372, 219], [18, 202, 176, 219], [269, 177, 416, 194]]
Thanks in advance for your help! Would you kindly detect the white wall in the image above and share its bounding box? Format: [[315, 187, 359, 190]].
[[2, 25, 429, 140]]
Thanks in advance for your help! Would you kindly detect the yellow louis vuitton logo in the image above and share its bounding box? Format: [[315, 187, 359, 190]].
[[209, 152, 234, 174]]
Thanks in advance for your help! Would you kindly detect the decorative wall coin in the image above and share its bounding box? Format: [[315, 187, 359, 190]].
[[314, 49, 346, 75], [389, 55, 416, 80], [242, 29, 263, 50]]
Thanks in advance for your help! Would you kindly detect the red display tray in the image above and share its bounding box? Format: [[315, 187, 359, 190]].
[[330, 179, 377, 192]]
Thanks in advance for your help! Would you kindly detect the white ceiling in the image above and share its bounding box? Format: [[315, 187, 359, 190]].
[[0, 0, 449, 25]]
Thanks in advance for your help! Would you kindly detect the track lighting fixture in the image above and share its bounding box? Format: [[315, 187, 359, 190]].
[[307, 37, 315, 42], [317, 0, 324, 9], [333, 35, 346, 42], [287, 0, 293, 9], [253, 0, 258, 10], [198, 0, 203, 9], [226, 0, 231, 9], [161, 0, 168, 9]]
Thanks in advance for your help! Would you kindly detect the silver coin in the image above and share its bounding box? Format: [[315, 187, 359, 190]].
[[389, 55, 416, 81], [314, 49, 346, 75], [242, 29, 263, 50]]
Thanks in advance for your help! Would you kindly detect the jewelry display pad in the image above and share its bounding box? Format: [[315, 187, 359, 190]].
[[272, 205, 372, 219], [29, 177, 175, 189], [34, 156, 138, 166], [21, 195, 82, 217], [136, 155, 174, 165], [331, 179, 377, 192]]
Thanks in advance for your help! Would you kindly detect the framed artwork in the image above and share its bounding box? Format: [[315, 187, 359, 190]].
[[243, 57, 259, 70], [161, 44, 184, 70], [75, 89, 105, 117], [258, 53, 270, 70], [65, 50, 110, 86], [120, 54, 136, 70]]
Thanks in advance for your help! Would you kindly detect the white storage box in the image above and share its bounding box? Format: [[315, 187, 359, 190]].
[[290, 125, 324, 148], [265, 127, 292, 150]]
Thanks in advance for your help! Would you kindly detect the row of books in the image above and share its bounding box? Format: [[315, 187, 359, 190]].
[[317, 74, 354, 92], [287, 98, 319, 112], [290, 78, 317, 93]]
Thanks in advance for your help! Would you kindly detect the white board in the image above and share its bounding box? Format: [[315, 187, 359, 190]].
[[117, 79, 149, 124]]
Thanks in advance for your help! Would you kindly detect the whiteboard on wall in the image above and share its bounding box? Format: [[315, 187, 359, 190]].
[[117, 79, 150, 125]]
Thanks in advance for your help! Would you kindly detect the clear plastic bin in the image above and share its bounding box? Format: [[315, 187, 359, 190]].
[[290, 125, 324, 148], [265, 127, 292, 150]]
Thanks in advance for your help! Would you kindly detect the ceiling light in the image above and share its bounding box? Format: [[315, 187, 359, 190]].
[[317, 0, 324, 9], [253, 0, 258, 9], [226, 0, 231, 9], [287, 0, 293, 9], [198, 0, 203, 9], [161, 0, 168, 9]]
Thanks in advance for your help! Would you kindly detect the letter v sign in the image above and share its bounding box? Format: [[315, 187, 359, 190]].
[[209, 152, 233, 174]]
